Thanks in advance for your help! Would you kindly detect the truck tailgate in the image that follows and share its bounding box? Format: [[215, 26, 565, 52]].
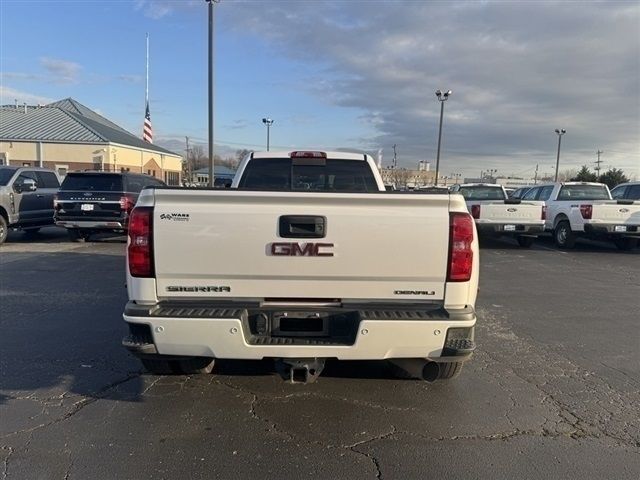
[[472, 201, 544, 224], [590, 202, 640, 224], [152, 190, 451, 301]]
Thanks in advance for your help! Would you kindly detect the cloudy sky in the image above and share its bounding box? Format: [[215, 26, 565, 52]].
[[1, 0, 638, 178]]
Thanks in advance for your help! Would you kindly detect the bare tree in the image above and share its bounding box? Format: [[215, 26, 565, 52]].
[[236, 149, 252, 164], [557, 168, 577, 182]]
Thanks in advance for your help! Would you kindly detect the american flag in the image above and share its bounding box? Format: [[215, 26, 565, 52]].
[[143, 101, 153, 143]]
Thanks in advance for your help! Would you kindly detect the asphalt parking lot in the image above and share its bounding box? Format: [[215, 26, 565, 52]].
[[1, 227, 638, 479]]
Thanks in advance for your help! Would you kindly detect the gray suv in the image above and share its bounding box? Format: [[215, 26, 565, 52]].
[[0, 166, 60, 245]]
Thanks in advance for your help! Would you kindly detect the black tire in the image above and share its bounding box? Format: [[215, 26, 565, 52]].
[[141, 358, 174, 375], [516, 235, 535, 248], [141, 357, 215, 375], [23, 227, 41, 237], [67, 229, 88, 242], [554, 220, 576, 249], [436, 361, 464, 380], [175, 357, 215, 374], [613, 238, 638, 251], [0, 215, 8, 245]]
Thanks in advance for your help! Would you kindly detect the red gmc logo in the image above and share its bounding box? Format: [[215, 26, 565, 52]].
[[270, 242, 334, 257]]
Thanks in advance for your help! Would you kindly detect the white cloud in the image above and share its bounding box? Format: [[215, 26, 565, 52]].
[[134, 0, 200, 19], [39, 57, 82, 85], [117, 74, 143, 83], [219, 1, 640, 176], [0, 86, 54, 106]]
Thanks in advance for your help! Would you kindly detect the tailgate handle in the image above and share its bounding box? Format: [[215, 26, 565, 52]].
[[279, 215, 326, 238]]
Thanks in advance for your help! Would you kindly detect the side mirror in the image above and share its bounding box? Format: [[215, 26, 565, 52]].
[[14, 178, 37, 193]]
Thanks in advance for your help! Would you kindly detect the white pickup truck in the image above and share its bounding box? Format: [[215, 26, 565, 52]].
[[122, 151, 479, 383], [521, 182, 640, 250], [450, 183, 545, 247]]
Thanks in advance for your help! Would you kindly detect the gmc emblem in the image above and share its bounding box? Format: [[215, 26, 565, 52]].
[[270, 242, 334, 257]]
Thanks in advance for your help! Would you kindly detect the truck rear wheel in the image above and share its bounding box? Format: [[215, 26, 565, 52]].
[[0, 216, 7, 245], [141, 358, 174, 375], [67, 229, 89, 242], [613, 238, 638, 251], [516, 235, 535, 248], [175, 357, 215, 374], [141, 357, 215, 375], [436, 361, 464, 380], [554, 220, 575, 249], [389, 359, 464, 381]]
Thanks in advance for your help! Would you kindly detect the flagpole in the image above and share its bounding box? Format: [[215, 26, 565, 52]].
[[145, 33, 149, 109]]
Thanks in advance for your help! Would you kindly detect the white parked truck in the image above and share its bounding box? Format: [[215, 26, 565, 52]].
[[521, 182, 640, 250], [450, 183, 545, 247], [123, 151, 479, 383]]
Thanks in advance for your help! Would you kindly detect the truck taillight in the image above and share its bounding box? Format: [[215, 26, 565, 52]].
[[447, 213, 474, 282], [541, 206, 547, 220], [128, 207, 154, 277], [120, 195, 136, 213], [470, 204, 481, 219], [580, 204, 592, 219]]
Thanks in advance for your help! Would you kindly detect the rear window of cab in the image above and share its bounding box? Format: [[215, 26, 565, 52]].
[[238, 158, 379, 192]]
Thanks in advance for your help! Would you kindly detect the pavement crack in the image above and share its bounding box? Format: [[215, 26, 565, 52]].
[[210, 380, 295, 441], [1, 446, 14, 480], [140, 376, 162, 396], [63, 455, 74, 480], [342, 426, 396, 480], [0, 372, 141, 439]]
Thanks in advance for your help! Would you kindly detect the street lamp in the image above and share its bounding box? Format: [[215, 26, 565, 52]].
[[262, 118, 274, 151], [434, 89, 452, 186], [554, 128, 566, 182], [205, 0, 220, 187]]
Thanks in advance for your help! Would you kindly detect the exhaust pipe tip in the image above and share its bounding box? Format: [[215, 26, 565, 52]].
[[421, 361, 440, 382], [389, 359, 440, 382]]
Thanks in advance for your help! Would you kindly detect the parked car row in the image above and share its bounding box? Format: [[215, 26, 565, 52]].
[[2, 165, 638, 251], [0, 166, 166, 244], [453, 181, 640, 250]]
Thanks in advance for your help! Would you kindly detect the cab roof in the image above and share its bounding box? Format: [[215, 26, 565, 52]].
[[251, 150, 370, 161]]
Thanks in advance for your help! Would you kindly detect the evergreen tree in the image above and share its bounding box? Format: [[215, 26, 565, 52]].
[[598, 168, 628, 189], [572, 165, 598, 182]]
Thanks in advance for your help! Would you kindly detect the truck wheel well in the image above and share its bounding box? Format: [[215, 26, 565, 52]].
[[0, 206, 8, 222], [553, 214, 568, 228]]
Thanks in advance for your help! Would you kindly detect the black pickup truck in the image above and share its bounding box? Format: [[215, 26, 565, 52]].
[[55, 171, 165, 241]]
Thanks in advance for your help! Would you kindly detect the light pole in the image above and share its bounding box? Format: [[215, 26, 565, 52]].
[[206, 0, 220, 187], [262, 118, 274, 151], [554, 128, 566, 182], [434, 89, 452, 186]]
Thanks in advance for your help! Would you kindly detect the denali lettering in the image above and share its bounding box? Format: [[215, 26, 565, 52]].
[[270, 242, 334, 257], [166, 286, 231, 292], [394, 290, 436, 295]]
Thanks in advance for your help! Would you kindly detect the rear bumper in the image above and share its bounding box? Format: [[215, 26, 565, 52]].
[[583, 223, 640, 237], [122, 301, 477, 361], [56, 219, 126, 230], [476, 222, 544, 235]]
